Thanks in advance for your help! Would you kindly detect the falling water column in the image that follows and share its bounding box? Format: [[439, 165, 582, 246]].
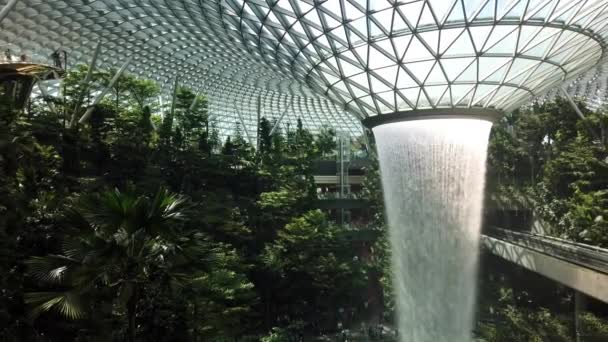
[[371, 118, 493, 342]]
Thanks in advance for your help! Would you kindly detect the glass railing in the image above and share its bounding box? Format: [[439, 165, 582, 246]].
[[484, 226, 608, 274]]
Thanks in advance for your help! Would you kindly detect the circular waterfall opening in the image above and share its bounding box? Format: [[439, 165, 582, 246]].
[[373, 118, 493, 342]]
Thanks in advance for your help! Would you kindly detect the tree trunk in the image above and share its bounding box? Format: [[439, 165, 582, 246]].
[[126, 286, 138, 342]]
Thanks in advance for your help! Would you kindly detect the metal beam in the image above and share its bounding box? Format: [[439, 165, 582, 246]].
[[70, 42, 102, 127], [234, 104, 253, 145], [559, 86, 603, 144], [170, 76, 179, 118], [79, 57, 132, 124], [188, 91, 201, 112], [269, 103, 292, 136], [0, 0, 19, 25], [256, 95, 262, 150], [37, 80, 57, 114]]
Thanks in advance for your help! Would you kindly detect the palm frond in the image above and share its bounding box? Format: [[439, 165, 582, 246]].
[[25, 255, 79, 284], [25, 291, 86, 320]]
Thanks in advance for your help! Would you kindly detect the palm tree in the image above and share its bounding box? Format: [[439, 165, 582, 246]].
[[25, 187, 209, 342]]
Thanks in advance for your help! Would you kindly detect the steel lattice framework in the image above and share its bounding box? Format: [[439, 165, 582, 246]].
[[1, 0, 608, 136]]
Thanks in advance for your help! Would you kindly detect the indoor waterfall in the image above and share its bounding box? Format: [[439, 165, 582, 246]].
[[373, 119, 493, 342]]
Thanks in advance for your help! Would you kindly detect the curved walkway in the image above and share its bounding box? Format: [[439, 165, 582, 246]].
[[482, 227, 608, 303]]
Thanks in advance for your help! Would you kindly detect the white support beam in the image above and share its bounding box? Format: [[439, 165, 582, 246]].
[[0, 0, 18, 25], [37, 80, 57, 114], [234, 104, 254, 145], [79, 57, 132, 124], [70, 42, 102, 127], [170, 76, 179, 118], [269, 103, 292, 136], [560, 86, 603, 143], [188, 91, 201, 112]]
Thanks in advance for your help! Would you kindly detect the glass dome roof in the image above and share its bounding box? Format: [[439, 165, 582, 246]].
[[1, 0, 607, 135], [225, 0, 608, 118]]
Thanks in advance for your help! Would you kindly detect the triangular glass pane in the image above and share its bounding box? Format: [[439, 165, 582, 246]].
[[375, 91, 396, 112], [455, 58, 478, 82], [479, 57, 511, 81], [405, 60, 435, 83], [550, 0, 579, 22], [402, 35, 434, 62], [304, 8, 322, 26], [439, 28, 466, 55], [473, 84, 499, 106], [446, 0, 466, 23], [397, 1, 424, 27], [417, 90, 432, 108], [339, 59, 364, 77], [369, 45, 395, 69], [353, 44, 369, 66], [425, 62, 447, 84], [464, 0, 487, 21], [455, 85, 476, 106], [332, 80, 350, 96], [525, 0, 554, 21], [324, 56, 341, 74], [483, 26, 517, 53], [444, 29, 476, 56], [450, 84, 476, 105], [484, 61, 511, 82], [348, 17, 368, 41], [396, 67, 418, 88], [517, 25, 545, 52], [391, 34, 413, 61], [428, 0, 456, 24], [374, 38, 395, 59], [370, 74, 392, 93], [392, 10, 409, 33], [469, 26, 493, 52], [419, 30, 440, 55], [344, 1, 365, 20], [401, 87, 421, 107], [338, 49, 361, 67], [395, 94, 413, 111], [372, 9, 393, 32], [369, 19, 385, 37], [370, 0, 392, 12], [474, 0, 496, 21], [485, 28, 519, 54], [347, 82, 369, 98], [424, 85, 449, 106], [441, 57, 476, 81], [418, 2, 437, 27], [490, 86, 518, 107], [438, 86, 453, 106], [348, 72, 370, 90], [502, 0, 527, 19], [521, 37, 553, 58], [321, 11, 342, 30], [374, 65, 399, 85], [328, 27, 349, 47], [504, 58, 539, 83]]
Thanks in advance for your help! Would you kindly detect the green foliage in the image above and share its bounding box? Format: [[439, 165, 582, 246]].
[[487, 98, 608, 246], [260, 327, 291, 342], [580, 312, 608, 339], [477, 306, 571, 342], [3, 64, 380, 340]]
